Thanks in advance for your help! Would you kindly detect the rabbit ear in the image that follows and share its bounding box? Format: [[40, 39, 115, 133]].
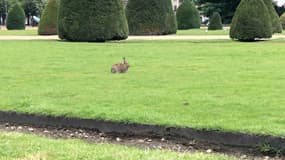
[[123, 57, 127, 63]]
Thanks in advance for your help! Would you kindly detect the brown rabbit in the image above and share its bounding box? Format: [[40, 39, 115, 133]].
[[111, 57, 130, 73]]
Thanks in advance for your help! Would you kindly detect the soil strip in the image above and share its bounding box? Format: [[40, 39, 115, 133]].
[[0, 111, 284, 159]]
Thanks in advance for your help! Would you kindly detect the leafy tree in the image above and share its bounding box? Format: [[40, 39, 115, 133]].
[[126, 0, 177, 35], [7, 2, 25, 30], [38, 0, 58, 35], [274, 2, 285, 16], [20, 0, 47, 25], [0, 0, 7, 25], [176, 0, 201, 29], [58, 0, 128, 42], [0, 0, 46, 25], [230, 0, 272, 41], [197, 0, 240, 24], [208, 12, 223, 30]]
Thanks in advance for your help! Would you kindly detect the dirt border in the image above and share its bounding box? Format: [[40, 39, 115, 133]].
[[0, 111, 284, 155]]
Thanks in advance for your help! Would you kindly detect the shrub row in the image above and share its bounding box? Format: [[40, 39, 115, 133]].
[[6, 0, 284, 42]]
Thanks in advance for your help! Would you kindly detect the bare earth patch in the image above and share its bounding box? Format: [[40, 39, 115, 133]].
[[0, 122, 282, 160]]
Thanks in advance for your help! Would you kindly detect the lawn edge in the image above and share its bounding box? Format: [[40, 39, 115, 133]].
[[0, 111, 284, 154]]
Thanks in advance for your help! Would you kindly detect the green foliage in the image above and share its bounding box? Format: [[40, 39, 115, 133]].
[[126, 0, 177, 35], [0, 0, 6, 15], [208, 12, 223, 30], [197, 0, 240, 24], [280, 13, 285, 29], [58, 0, 128, 42], [6, 2, 25, 30], [20, 0, 46, 16], [176, 0, 201, 30], [230, 0, 272, 41], [260, 142, 282, 156], [38, 0, 58, 35], [263, 0, 282, 33]]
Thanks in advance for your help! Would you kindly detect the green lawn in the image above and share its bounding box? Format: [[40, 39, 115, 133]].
[[0, 28, 230, 36], [0, 40, 285, 136], [0, 30, 37, 36], [177, 28, 230, 35], [0, 28, 284, 36], [0, 132, 235, 160], [177, 28, 285, 36]]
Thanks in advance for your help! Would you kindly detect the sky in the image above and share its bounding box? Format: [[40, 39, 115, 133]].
[[275, 0, 285, 6]]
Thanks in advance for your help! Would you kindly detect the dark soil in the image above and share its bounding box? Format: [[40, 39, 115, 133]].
[[0, 122, 283, 160]]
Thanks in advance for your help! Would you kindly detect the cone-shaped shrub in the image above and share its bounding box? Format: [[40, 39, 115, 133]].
[[7, 3, 25, 30], [263, 0, 282, 33], [280, 13, 285, 29], [230, 0, 272, 41], [176, 0, 200, 30], [38, 0, 58, 35], [126, 0, 177, 35], [208, 12, 223, 30], [58, 0, 128, 42]]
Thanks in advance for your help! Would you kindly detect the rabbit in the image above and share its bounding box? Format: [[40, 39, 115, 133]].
[[111, 57, 130, 73]]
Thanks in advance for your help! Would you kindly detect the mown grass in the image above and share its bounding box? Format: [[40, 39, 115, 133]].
[[177, 28, 230, 35], [177, 28, 285, 36], [0, 28, 284, 36], [3, 28, 228, 36], [0, 132, 235, 160], [0, 30, 37, 36], [0, 40, 285, 136]]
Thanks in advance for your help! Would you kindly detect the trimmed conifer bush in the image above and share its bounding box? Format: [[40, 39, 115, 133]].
[[126, 0, 177, 35], [208, 12, 223, 30], [38, 0, 58, 35], [230, 0, 272, 41], [280, 13, 285, 29], [58, 0, 128, 42], [263, 0, 282, 33], [6, 3, 26, 30], [176, 0, 200, 30]]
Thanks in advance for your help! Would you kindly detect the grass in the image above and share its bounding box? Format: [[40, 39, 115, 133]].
[[0, 28, 228, 36], [0, 28, 284, 36], [0, 30, 37, 36], [0, 40, 285, 137], [0, 132, 235, 160], [177, 28, 230, 35], [177, 28, 285, 36]]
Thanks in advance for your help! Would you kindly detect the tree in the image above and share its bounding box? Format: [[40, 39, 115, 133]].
[[263, 0, 282, 33], [38, 0, 58, 35], [208, 12, 223, 30], [176, 0, 201, 29], [280, 13, 285, 29], [0, 0, 7, 25], [58, 0, 128, 42], [230, 0, 272, 41], [0, 0, 47, 25], [197, 0, 240, 24], [20, 0, 47, 25], [126, 0, 177, 35], [7, 2, 25, 30], [273, 1, 285, 16]]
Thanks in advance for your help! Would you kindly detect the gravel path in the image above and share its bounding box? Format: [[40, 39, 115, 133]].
[[0, 35, 285, 41]]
